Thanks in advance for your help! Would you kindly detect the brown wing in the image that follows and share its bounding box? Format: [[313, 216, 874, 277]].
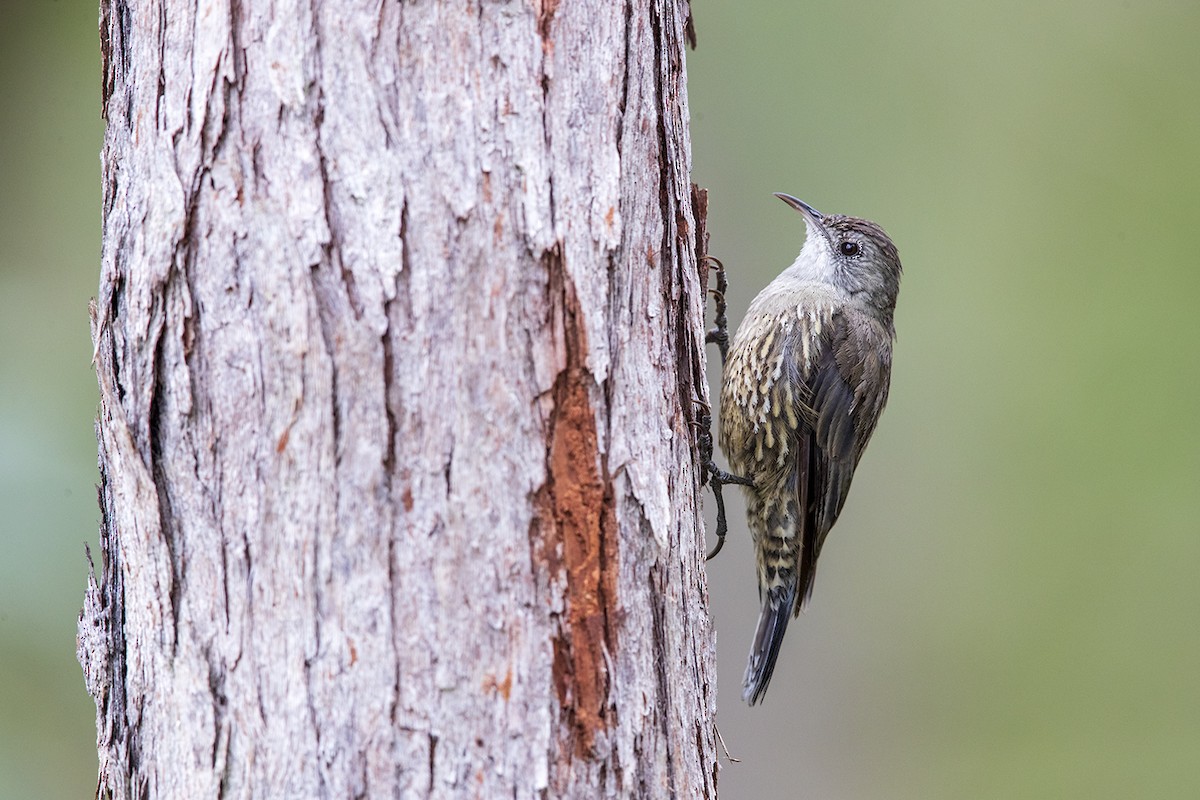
[[793, 308, 892, 608]]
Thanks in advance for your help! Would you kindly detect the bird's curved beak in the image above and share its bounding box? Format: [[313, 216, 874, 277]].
[[775, 193, 829, 249], [774, 193, 824, 228]]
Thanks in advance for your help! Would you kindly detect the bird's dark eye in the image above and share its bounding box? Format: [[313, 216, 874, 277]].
[[839, 241, 860, 257]]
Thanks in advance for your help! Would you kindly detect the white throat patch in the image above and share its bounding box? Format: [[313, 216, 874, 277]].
[[784, 221, 837, 283]]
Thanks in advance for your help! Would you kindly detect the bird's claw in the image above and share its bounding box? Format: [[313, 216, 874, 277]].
[[696, 254, 750, 560]]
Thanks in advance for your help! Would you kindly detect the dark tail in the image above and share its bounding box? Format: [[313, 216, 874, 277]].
[[742, 582, 799, 705]]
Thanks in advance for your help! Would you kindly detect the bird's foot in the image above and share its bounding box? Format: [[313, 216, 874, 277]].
[[694, 255, 753, 559]]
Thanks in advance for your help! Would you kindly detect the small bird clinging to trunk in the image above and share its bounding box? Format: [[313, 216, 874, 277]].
[[719, 193, 902, 705]]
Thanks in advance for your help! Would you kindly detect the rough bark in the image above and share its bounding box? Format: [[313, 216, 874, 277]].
[[79, 1, 719, 798]]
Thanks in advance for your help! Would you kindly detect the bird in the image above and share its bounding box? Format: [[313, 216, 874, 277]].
[[719, 193, 902, 705]]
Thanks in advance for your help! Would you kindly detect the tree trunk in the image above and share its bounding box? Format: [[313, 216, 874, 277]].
[[79, 1, 719, 797]]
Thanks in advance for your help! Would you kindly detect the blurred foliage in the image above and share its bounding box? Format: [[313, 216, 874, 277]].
[[2, 0, 1198, 797], [691, 1, 1200, 798], [1, 1, 104, 797]]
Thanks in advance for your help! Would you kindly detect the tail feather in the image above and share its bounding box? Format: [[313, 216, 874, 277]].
[[742, 583, 799, 705]]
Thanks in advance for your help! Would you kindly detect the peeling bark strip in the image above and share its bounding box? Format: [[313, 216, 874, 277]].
[[82, 0, 720, 797], [536, 253, 616, 755]]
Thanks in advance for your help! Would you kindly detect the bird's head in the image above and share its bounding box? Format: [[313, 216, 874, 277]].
[[776, 192, 902, 327]]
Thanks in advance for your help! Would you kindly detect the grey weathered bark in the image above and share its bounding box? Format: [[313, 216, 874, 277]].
[[79, 1, 720, 797]]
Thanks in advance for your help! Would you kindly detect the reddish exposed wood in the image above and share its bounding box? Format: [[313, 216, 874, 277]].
[[537, 263, 615, 755]]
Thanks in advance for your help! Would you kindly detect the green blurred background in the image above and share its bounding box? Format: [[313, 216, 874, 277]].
[[2, 2, 104, 798], [1, 1, 1197, 797], [690, 1, 1200, 798]]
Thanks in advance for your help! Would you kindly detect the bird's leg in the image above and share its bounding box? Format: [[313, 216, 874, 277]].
[[697, 256, 753, 560], [702, 443, 754, 560]]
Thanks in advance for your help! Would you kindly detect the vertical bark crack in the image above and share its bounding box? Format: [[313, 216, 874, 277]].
[[531, 246, 617, 757]]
